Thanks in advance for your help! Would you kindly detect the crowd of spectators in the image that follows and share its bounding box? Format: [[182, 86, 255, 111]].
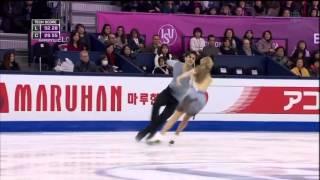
[[0, 0, 56, 33], [119, 1, 320, 17]]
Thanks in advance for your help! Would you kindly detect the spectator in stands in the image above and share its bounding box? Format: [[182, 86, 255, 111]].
[[105, 43, 117, 67], [256, 30, 276, 56], [190, 27, 206, 56], [144, 34, 162, 54], [115, 26, 128, 49], [140, 1, 161, 13], [66, 31, 82, 51], [161, 1, 177, 13], [234, 6, 245, 16], [220, 5, 231, 15], [75, 24, 91, 50], [152, 56, 170, 75], [309, 59, 319, 77], [74, 50, 97, 72], [243, 30, 256, 49], [280, 1, 300, 17], [127, 28, 145, 52], [291, 58, 310, 77], [0, 51, 20, 71], [309, 1, 320, 14], [237, 0, 251, 15], [272, 46, 293, 69], [202, 35, 221, 57], [98, 24, 112, 44], [220, 38, 237, 55], [282, 8, 291, 17], [154, 44, 173, 67], [0, 1, 25, 33], [266, 1, 281, 16], [224, 28, 240, 50], [207, 7, 217, 15], [311, 50, 320, 62], [290, 40, 311, 64], [107, 33, 119, 50], [310, 8, 319, 17], [98, 56, 117, 73], [254, 1, 266, 16], [193, 6, 202, 15], [177, 1, 192, 14], [238, 38, 260, 56], [121, 45, 136, 62]]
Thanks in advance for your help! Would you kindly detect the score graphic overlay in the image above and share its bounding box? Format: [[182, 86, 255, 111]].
[[32, 19, 60, 41]]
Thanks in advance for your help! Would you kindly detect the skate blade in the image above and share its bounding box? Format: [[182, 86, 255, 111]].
[[146, 140, 161, 145]]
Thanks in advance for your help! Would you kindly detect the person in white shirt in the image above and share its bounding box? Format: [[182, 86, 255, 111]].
[[190, 27, 206, 56]]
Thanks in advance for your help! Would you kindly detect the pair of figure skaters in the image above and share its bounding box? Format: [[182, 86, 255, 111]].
[[135, 51, 214, 144]]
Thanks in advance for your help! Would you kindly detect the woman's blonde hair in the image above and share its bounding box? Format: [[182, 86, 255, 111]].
[[194, 56, 214, 83]]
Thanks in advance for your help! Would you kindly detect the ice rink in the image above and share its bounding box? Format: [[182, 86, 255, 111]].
[[0, 132, 319, 180]]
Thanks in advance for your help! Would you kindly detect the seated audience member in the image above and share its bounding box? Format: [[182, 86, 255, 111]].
[[207, 7, 217, 15], [66, 31, 82, 51], [290, 58, 310, 77], [98, 24, 112, 44], [105, 43, 117, 67], [272, 46, 293, 69], [256, 30, 276, 56], [152, 56, 170, 75], [74, 24, 91, 50], [0, 51, 20, 71], [310, 8, 319, 17], [309, 59, 319, 77], [254, 0, 266, 16], [115, 26, 128, 49], [105, 33, 121, 46], [243, 30, 256, 50], [311, 50, 320, 63], [281, 8, 291, 17], [220, 38, 237, 55], [238, 38, 260, 56], [193, 6, 202, 15], [202, 34, 221, 57], [98, 56, 117, 73], [154, 44, 173, 67], [223, 28, 240, 51], [127, 28, 145, 52], [161, 1, 178, 13], [144, 34, 162, 54], [234, 6, 245, 16], [309, 1, 320, 16], [74, 50, 97, 72], [266, 1, 281, 16], [290, 40, 311, 64], [121, 45, 137, 63], [220, 5, 231, 15], [190, 27, 206, 56]]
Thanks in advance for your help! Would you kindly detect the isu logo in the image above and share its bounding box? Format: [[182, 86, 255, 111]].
[[158, 24, 177, 46], [0, 83, 9, 113]]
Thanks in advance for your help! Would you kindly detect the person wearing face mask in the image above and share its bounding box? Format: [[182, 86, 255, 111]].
[[135, 51, 197, 142], [0, 51, 20, 71], [98, 56, 117, 73]]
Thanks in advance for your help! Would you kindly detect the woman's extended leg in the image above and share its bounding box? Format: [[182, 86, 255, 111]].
[[175, 114, 192, 135], [160, 110, 184, 135]]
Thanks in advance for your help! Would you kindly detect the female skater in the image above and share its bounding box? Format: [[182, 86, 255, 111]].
[[151, 56, 214, 143]]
